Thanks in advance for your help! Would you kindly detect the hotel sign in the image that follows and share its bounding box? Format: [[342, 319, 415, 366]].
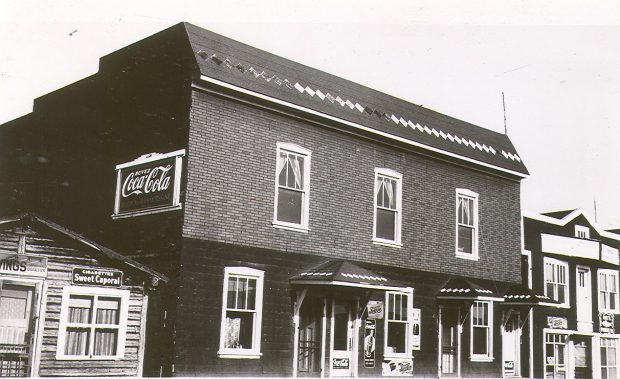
[[72, 268, 123, 288], [0, 255, 47, 278], [113, 150, 185, 218]]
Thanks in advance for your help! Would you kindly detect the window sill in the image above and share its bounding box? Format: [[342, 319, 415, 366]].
[[218, 351, 262, 359], [55, 355, 123, 361], [372, 238, 402, 248], [455, 252, 479, 261], [470, 356, 494, 363], [272, 221, 309, 233]]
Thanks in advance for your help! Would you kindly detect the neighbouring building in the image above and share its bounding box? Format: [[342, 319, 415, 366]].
[[0, 213, 167, 377], [523, 209, 620, 379], [0, 23, 532, 377]]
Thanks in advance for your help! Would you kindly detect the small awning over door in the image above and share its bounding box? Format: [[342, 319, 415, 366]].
[[502, 284, 556, 306], [290, 260, 408, 291], [436, 278, 503, 301]]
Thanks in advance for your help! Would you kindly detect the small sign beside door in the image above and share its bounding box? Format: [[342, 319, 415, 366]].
[[367, 300, 384, 320], [332, 358, 350, 370], [364, 320, 376, 368], [412, 308, 421, 350], [72, 267, 123, 288]]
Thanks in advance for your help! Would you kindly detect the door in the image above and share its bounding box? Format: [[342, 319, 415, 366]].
[[502, 313, 521, 377], [576, 267, 592, 332], [298, 298, 323, 376], [331, 299, 354, 377], [440, 307, 459, 377]]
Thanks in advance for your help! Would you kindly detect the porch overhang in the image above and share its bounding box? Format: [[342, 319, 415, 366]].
[[501, 284, 557, 307], [436, 278, 504, 302]]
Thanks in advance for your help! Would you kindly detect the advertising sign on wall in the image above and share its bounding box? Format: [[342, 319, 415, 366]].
[[367, 300, 384, 320], [364, 319, 376, 368], [72, 268, 123, 288], [381, 359, 413, 376], [600, 313, 615, 334], [0, 255, 47, 278], [412, 308, 421, 350], [547, 316, 568, 329], [113, 150, 185, 218], [332, 358, 350, 370]]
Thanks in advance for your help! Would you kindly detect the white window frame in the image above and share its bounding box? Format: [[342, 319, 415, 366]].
[[218, 267, 264, 359], [598, 269, 619, 314], [56, 286, 130, 360], [544, 257, 570, 308], [544, 332, 568, 378], [600, 337, 619, 379], [384, 290, 414, 358], [470, 300, 494, 362], [272, 142, 311, 232], [373, 168, 403, 247], [455, 189, 479, 260], [575, 225, 590, 239]]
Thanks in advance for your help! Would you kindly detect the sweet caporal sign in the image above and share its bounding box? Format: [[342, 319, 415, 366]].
[[113, 150, 185, 218]]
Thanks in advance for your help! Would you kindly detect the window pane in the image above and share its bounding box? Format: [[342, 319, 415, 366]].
[[387, 322, 407, 353], [227, 277, 238, 309], [96, 297, 120, 325], [394, 294, 402, 320], [65, 328, 90, 355], [94, 329, 118, 356], [472, 327, 488, 355], [277, 188, 302, 224], [558, 285, 566, 304], [333, 304, 349, 351], [376, 208, 396, 240], [401, 295, 407, 321], [237, 278, 248, 310], [457, 225, 473, 254], [388, 293, 394, 320], [247, 279, 256, 310], [224, 311, 254, 349], [68, 295, 93, 323]]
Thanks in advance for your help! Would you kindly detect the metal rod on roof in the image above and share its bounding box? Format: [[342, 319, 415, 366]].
[[502, 92, 508, 135], [594, 198, 598, 223]]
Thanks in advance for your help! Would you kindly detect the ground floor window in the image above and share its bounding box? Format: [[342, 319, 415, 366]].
[[471, 300, 493, 361], [545, 333, 567, 379], [601, 338, 618, 379], [57, 286, 129, 359], [385, 291, 411, 356]]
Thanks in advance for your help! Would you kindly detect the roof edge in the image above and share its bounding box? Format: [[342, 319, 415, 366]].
[[524, 208, 620, 242]]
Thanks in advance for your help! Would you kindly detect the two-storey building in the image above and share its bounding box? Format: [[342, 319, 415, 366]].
[[523, 209, 620, 379], [0, 23, 530, 377]]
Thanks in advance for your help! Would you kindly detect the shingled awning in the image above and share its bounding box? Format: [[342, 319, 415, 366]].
[[290, 260, 408, 291], [436, 278, 503, 301], [502, 284, 556, 306]]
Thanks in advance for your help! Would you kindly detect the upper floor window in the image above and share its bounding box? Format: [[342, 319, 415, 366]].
[[544, 257, 569, 307], [56, 286, 129, 360], [373, 168, 402, 247], [219, 267, 264, 358], [273, 143, 311, 231], [456, 189, 479, 259], [470, 300, 493, 361], [385, 291, 411, 356], [599, 269, 619, 313], [575, 225, 590, 239]]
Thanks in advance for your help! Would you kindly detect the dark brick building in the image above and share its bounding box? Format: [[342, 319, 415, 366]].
[[0, 23, 530, 377]]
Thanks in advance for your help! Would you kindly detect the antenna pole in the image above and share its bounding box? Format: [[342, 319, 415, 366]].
[[502, 92, 508, 135], [594, 199, 598, 223]]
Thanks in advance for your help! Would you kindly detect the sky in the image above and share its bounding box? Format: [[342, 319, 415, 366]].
[[1, 1, 619, 228]]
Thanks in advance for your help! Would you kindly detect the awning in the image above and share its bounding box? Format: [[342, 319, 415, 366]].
[[290, 260, 409, 291], [502, 284, 557, 306], [436, 278, 503, 301]]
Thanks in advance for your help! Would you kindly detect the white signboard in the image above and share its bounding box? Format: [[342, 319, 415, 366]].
[[0, 255, 48, 278]]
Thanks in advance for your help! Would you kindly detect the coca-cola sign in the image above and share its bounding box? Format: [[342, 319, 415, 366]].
[[113, 150, 185, 218]]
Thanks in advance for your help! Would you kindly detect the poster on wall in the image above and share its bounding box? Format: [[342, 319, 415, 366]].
[[364, 319, 376, 368], [412, 308, 421, 350], [367, 300, 384, 320], [113, 149, 185, 218], [381, 358, 413, 376]]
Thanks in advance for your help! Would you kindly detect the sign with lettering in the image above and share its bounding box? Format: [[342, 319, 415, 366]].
[[504, 360, 515, 375], [547, 316, 568, 329], [0, 255, 47, 278], [367, 300, 384, 320], [600, 312, 615, 334], [382, 359, 413, 376], [72, 268, 123, 288], [364, 320, 376, 368], [332, 358, 350, 370], [113, 150, 185, 218], [412, 308, 421, 350]]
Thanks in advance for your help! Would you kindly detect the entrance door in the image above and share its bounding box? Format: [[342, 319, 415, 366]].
[[502, 313, 521, 377], [576, 267, 593, 332], [298, 298, 323, 376], [573, 337, 592, 379], [0, 281, 36, 377], [440, 307, 459, 377], [331, 299, 354, 377]]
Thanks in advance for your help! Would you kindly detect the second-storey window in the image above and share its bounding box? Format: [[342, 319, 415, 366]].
[[545, 258, 569, 306], [385, 291, 410, 356], [219, 267, 264, 358], [273, 143, 311, 231], [373, 168, 402, 246], [471, 300, 493, 361], [456, 189, 478, 258], [599, 270, 619, 313]]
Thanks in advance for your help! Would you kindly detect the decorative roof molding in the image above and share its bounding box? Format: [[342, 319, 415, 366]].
[[524, 208, 620, 242]]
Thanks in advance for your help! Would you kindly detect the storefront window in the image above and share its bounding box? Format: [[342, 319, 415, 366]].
[[545, 333, 567, 379], [385, 292, 409, 355], [219, 267, 264, 358], [470, 301, 493, 360], [601, 338, 618, 379], [57, 287, 129, 359]]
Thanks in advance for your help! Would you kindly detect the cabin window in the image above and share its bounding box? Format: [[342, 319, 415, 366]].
[[373, 168, 402, 247], [456, 189, 479, 259], [273, 143, 311, 232], [57, 287, 129, 360], [544, 258, 569, 306], [470, 300, 493, 361], [599, 269, 619, 313], [219, 267, 264, 358]]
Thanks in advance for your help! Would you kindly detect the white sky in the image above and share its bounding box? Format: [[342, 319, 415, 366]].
[[1, 1, 619, 228]]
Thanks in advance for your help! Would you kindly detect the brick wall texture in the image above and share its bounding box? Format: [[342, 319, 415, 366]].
[[183, 89, 523, 284]]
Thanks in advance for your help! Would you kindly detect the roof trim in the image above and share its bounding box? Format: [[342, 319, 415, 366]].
[[197, 75, 528, 179], [524, 208, 620, 242], [290, 279, 411, 292], [0, 213, 168, 282]]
